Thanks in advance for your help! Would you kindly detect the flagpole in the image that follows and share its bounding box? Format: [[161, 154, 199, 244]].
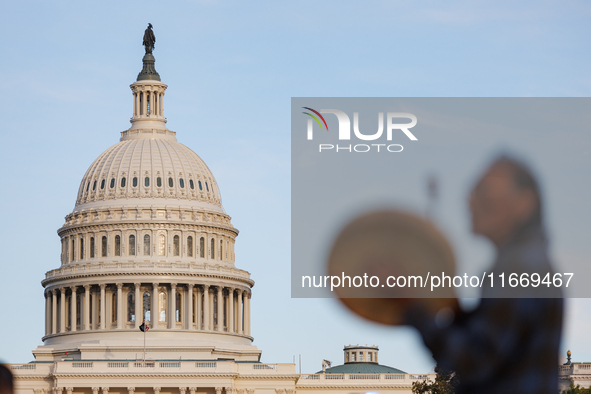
[[143, 321, 146, 362]]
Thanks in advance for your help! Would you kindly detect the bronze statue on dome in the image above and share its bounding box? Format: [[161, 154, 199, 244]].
[[143, 23, 156, 54]]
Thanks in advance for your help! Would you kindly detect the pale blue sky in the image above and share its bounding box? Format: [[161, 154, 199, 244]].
[[1, 0, 590, 373]]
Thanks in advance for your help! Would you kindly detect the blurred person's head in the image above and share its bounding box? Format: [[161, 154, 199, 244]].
[[0, 364, 14, 394], [469, 155, 542, 248]]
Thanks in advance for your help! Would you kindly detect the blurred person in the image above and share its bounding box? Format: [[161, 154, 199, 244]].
[[0, 364, 14, 394], [406, 155, 563, 394]]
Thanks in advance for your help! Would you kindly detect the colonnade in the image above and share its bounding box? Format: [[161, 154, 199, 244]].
[[44, 282, 251, 337], [34, 387, 276, 394], [132, 85, 164, 118]]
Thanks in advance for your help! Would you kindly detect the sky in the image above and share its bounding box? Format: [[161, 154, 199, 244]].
[[1, 0, 591, 373]]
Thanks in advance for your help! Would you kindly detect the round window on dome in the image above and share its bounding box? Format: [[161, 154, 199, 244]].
[[168, 177, 174, 187], [157, 177, 162, 187], [189, 179, 194, 189], [198, 181, 203, 191], [110, 178, 115, 189], [121, 177, 126, 188], [133, 177, 138, 187], [101, 179, 105, 189], [93, 180, 97, 191], [179, 178, 185, 188], [145, 177, 150, 187]]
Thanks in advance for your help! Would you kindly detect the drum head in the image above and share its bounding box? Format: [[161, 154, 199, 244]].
[[327, 210, 459, 326]]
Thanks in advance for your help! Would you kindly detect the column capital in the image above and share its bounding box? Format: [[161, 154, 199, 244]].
[[116, 283, 123, 289], [84, 284, 92, 291], [189, 389, 196, 394], [101, 388, 109, 394], [188, 283, 194, 289], [215, 388, 223, 394], [66, 388, 73, 394], [225, 388, 234, 394], [127, 388, 135, 394], [69, 285, 77, 292], [153, 388, 161, 394], [236, 288, 243, 295], [171, 282, 178, 288], [179, 388, 187, 394], [203, 284, 210, 290], [153, 282, 159, 289], [60, 287, 67, 293], [134, 282, 141, 288], [99, 283, 107, 290], [52, 288, 58, 295], [92, 388, 99, 394]]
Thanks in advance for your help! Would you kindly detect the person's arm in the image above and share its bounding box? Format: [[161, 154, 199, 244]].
[[406, 298, 535, 385]]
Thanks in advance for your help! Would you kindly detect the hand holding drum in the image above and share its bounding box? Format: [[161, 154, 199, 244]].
[[327, 210, 460, 326]]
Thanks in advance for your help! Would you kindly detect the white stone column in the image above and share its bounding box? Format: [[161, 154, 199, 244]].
[[127, 387, 135, 394], [216, 286, 223, 332], [84, 285, 90, 330], [153, 388, 161, 394], [169, 283, 177, 329], [237, 289, 243, 335], [203, 285, 210, 330], [245, 291, 251, 335], [196, 286, 201, 330], [228, 288, 234, 333], [151, 282, 159, 329], [92, 286, 99, 329], [186, 284, 194, 330], [99, 284, 106, 329], [116, 283, 123, 329], [51, 289, 57, 334], [159, 92, 163, 116], [135, 283, 141, 328], [142, 90, 147, 117], [45, 291, 51, 336], [102, 387, 109, 394], [60, 288, 66, 333], [70, 286, 77, 332]]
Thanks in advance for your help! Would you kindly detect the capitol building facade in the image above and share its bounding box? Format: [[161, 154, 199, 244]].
[[10, 29, 438, 394]]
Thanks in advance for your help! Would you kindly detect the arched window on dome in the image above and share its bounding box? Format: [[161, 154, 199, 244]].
[[121, 177, 126, 188], [114, 235, 121, 256], [128, 292, 135, 322], [210, 239, 215, 259], [143, 292, 151, 321], [360, 352, 364, 361], [157, 177, 162, 187], [93, 180, 97, 191], [168, 177, 174, 188], [101, 236, 107, 257], [159, 291, 166, 322], [71, 238, 76, 262], [158, 234, 166, 256], [112, 292, 117, 323], [144, 177, 150, 187], [76, 293, 81, 328], [90, 237, 95, 258], [220, 240, 223, 261], [86, 182, 90, 193], [173, 235, 180, 256], [101, 179, 105, 189], [189, 179, 195, 189], [110, 178, 115, 189], [80, 238, 84, 260], [129, 235, 136, 256], [176, 292, 181, 322], [198, 181, 203, 191], [351, 352, 356, 362], [205, 182, 209, 192], [187, 236, 193, 257], [200, 237, 205, 258], [66, 294, 71, 331], [179, 178, 185, 188], [133, 177, 138, 187], [144, 235, 150, 256]]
